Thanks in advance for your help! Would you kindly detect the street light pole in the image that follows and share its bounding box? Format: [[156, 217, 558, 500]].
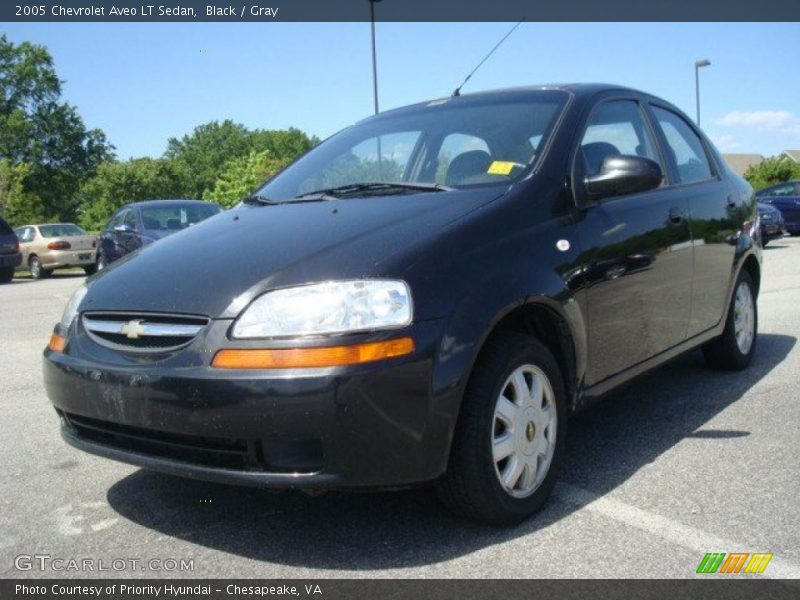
[[369, 0, 381, 115], [695, 59, 711, 126]]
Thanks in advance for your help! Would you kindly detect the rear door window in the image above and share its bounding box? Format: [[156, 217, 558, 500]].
[[651, 106, 714, 184]]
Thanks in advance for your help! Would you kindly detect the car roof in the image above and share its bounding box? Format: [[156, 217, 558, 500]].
[[362, 83, 646, 122]]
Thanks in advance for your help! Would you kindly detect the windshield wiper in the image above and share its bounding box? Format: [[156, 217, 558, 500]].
[[294, 181, 453, 200], [242, 193, 279, 205]]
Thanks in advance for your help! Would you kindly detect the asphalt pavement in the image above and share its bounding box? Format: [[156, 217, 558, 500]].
[[2, 239, 799, 579]]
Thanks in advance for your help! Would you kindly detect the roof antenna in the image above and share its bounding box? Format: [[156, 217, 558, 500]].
[[452, 18, 526, 97]]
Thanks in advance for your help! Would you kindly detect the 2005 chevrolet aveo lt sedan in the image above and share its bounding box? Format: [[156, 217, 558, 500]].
[[44, 85, 761, 524]]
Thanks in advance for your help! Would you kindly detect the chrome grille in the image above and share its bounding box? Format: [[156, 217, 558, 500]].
[[82, 312, 208, 352]]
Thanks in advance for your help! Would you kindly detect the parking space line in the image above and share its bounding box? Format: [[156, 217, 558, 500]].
[[555, 482, 800, 579]]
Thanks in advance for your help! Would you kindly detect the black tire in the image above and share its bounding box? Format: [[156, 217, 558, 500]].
[[436, 331, 567, 525], [96, 254, 106, 271], [83, 264, 97, 276], [762, 239, 769, 247], [29, 256, 50, 279], [0, 266, 13, 284], [702, 270, 757, 370]]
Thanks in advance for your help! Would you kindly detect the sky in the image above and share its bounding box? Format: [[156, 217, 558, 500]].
[[4, 22, 799, 159]]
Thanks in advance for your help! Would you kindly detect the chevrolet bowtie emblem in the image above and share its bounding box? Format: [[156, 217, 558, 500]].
[[120, 319, 146, 339]]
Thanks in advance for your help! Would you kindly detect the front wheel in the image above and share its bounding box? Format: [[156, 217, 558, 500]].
[[436, 332, 567, 525], [95, 254, 107, 271], [703, 270, 757, 370], [83, 264, 97, 276], [0, 266, 13, 284]]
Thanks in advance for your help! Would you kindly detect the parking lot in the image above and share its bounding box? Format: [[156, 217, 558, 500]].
[[2, 238, 799, 579]]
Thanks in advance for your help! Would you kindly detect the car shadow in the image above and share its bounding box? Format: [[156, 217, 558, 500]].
[[106, 333, 795, 570]]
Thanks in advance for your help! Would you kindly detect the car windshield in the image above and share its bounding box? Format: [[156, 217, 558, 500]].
[[257, 91, 568, 201], [39, 224, 87, 237], [140, 203, 221, 231]]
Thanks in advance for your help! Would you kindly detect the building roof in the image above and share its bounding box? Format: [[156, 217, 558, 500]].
[[723, 153, 764, 176], [782, 150, 800, 162]]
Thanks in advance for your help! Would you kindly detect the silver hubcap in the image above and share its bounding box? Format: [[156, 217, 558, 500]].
[[733, 281, 755, 355], [492, 364, 557, 498]]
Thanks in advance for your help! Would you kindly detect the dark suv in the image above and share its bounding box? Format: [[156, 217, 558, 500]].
[[44, 85, 760, 524], [0, 216, 22, 283]]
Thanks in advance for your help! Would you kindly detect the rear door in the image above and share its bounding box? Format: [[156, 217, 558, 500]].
[[647, 104, 738, 337], [575, 96, 694, 385]]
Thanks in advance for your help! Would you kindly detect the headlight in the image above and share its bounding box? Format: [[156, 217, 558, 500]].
[[232, 280, 412, 338], [59, 285, 87, 331]]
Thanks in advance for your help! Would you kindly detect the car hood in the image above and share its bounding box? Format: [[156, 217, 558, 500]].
[[80, 188, 504, 319]]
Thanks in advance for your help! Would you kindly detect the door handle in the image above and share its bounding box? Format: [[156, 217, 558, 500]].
[[668, 207, 684, 225]]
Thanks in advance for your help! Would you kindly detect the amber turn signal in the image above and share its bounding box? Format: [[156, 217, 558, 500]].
[[48, 333, 67, 353], [212, 337, 414, 369]]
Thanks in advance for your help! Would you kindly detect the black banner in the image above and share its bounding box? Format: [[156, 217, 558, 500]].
[[4, 579, 800, 600], [2, 0, 800, 23]]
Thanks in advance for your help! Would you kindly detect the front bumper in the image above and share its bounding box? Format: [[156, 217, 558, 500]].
[[43, 318, 452, 490], [0, 252, 22, 268]]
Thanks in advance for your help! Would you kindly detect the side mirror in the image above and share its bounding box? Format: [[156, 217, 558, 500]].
[[113, 224, 132, 233], [584, 155, 663, 202]]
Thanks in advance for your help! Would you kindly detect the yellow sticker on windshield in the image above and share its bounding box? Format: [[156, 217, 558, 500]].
[[487, 161, 518, 176]]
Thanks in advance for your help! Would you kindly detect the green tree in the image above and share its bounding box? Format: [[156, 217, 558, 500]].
[[744, 156, 800, 191], [203, 150, 289, 208], [0, 35, 113, 221], [77, 158, 189, 230], [165, 120, 317, 198], [0, 160, 46, 225]]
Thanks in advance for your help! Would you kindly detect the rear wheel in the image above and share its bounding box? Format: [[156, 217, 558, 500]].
[[29, 256, 50, 279], [0, 266, 13, 283], [703, 270, 757, 370], [436, 332, 566, 525]]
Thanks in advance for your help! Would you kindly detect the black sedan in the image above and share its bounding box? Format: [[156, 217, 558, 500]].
[[44, 84, 760, 524]]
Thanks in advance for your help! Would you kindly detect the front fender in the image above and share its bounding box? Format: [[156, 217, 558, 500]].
[[429, 263, 587, 424]]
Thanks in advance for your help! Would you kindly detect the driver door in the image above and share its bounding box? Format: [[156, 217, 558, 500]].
[[575, 97, 694, 385]]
